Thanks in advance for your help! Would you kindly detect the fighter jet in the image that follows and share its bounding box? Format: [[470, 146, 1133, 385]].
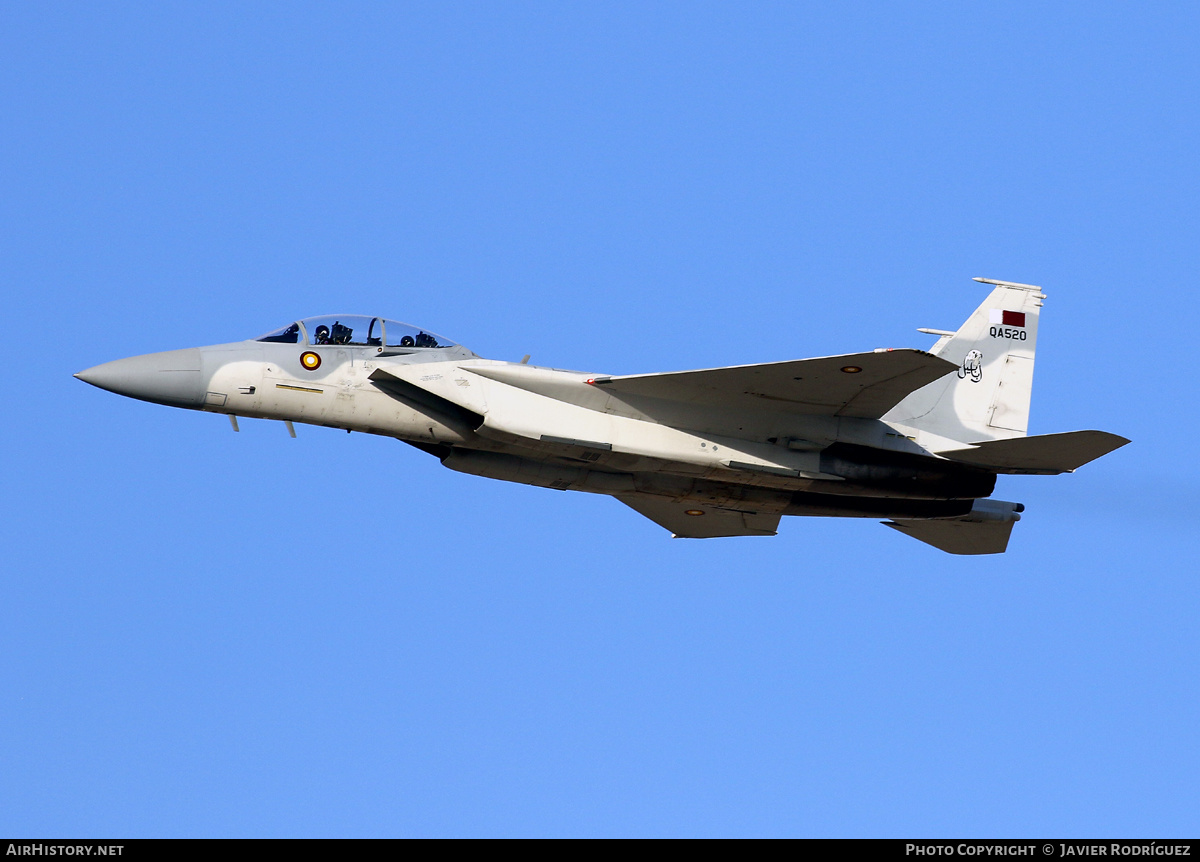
[[75, 277, 1128, 554]]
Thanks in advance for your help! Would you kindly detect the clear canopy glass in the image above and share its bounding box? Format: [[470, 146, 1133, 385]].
[[256, 317, 457, 348], [383, 319, 455, 349], [256, 322, 302, 343], [302, 315, 383, 346]]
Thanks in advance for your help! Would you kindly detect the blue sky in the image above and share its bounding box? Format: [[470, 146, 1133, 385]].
[[2, 2, 1197, 837]]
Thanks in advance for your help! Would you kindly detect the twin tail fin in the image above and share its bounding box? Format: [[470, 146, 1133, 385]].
[[884, 277, 1045, 445]]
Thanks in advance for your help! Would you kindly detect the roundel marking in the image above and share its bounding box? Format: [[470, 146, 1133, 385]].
[[300, 351, 322, 371], [684, 509, 705, 516], [840, 365, 863, 373]]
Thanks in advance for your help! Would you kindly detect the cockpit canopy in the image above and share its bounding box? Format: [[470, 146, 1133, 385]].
[[256, 316, 457, 349]]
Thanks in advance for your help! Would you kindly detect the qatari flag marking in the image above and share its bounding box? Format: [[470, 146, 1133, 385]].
[[989, 309, 1026, 327]]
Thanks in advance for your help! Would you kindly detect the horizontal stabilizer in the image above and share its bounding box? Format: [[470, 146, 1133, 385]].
[[884, 498, 1023, 554], [936, 430, 1130, 474], [883, 517, 1015, 555], [594, 350, 957, 419], [616, 495, 780, 538]]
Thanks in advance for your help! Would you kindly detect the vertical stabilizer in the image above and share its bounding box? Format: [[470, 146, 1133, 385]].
[[884, 278, 1045, 445]]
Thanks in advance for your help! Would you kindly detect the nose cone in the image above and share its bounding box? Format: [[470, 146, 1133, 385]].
[[75, 348, 205, 407]]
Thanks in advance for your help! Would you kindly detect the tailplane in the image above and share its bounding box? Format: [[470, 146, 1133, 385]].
[[883, 498, 1024, 555], [884, 277, 1044, 445], [936, 430, 1130, 474]]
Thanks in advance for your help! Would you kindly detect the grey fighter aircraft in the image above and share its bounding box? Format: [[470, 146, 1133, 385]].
[[75, 278, 1128, 554]]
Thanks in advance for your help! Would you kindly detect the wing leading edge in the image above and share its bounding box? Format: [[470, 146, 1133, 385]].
[[592, 350, 957, 419]]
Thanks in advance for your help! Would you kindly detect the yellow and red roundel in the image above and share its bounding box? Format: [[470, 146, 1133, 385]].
[[300, 351, 322, 371]]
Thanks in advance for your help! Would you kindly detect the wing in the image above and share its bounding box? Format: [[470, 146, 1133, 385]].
[[591, 350, 957, 419], [883, 517, 1016, 555], [616, 495, 780, 538], [936, 430, 1130, 474]]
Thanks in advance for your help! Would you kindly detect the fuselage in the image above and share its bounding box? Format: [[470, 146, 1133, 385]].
[[75, 316, 996, 527]]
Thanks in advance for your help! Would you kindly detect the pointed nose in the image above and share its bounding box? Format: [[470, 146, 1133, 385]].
[[75, 349, 205, 407]]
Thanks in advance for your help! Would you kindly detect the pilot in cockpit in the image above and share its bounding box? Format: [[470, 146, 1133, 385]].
[[314, 325, 332, 345]]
